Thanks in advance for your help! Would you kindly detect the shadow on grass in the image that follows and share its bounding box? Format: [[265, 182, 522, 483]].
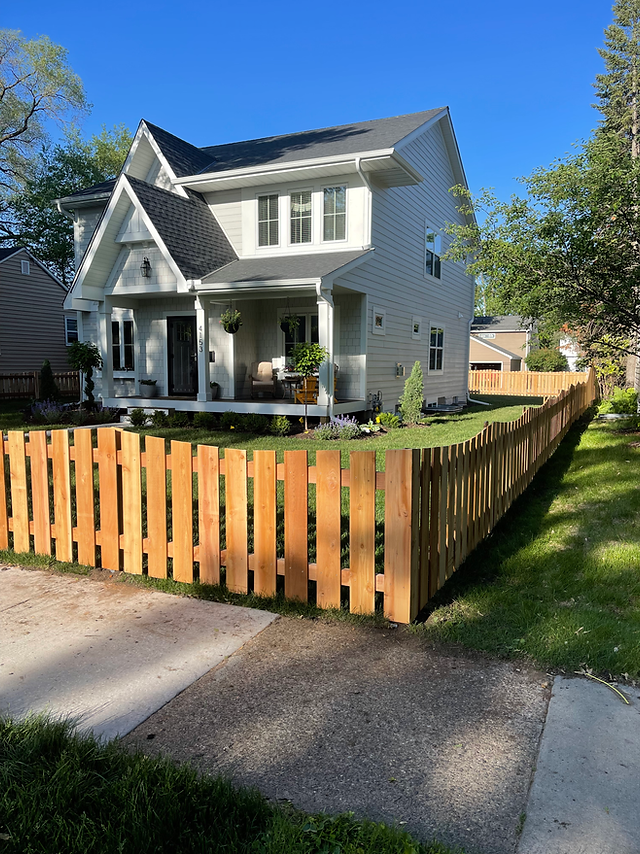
[[414, 411, 640, 678]]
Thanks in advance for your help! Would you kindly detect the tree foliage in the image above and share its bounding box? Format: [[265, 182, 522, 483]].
[[4, 125, 131, 283], [0, 29, 87, 196], [524, 348, 569, 372], [67, 341, 102, 406]]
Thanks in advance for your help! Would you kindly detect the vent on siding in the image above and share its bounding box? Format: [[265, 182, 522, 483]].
[[21, 259, 30, 275]]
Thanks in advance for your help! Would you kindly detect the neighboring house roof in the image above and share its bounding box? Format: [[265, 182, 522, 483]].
[[0, 246, 24, 262], [472, 315, 529, 333], [195, 109, 444, 174], [470, 335, 522, 361], [58, 179, 117, 205], [202, 249, 371, 285], [0, 245, 67, 290], [126, 177, 237, 280]]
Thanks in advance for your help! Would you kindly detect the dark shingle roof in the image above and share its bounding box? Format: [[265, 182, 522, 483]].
[[472, 315, 529, 333], [0, 246, 23, 262], [143, 121, 216, 178], [126, 177, 237, 280], [196, 109, 444, 174], [203, 250, 370, 284], [57, 179, 116, 204]]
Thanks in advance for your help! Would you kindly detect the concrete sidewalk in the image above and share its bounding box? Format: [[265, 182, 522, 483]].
[[517, 676, 640, 854], [0, 565, 276, 740]]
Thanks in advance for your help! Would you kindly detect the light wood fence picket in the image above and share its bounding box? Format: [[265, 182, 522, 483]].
[[469, 369, 590, 397], [0, 370, 597, 623]]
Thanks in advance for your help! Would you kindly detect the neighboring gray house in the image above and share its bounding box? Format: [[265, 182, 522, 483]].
[[0, 247, 75, 373], [60, 109, 475, 416]]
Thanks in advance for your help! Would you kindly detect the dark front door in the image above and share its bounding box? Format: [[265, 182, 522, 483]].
[[167, 316, 197, 396]]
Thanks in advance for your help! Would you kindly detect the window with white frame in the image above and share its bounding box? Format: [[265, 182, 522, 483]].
[[290, 190, 312, 243], [323, 186, 346, 241], [429, 325, 444, 371], [20, 259, 30, 275], [372, 306, 386, 335], [112, 319, 134, 371], [258, 194, 279, 246], [282, 312, 319, 360], [65, 316, 78, 345], [425, 225, 442, 279], [412, 316, 421, 339]]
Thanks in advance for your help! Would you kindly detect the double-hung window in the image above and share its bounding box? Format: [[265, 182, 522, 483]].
[[323, 186, 346, 241], [429, 326, 444, 371], [282, 312, 319, 360], [290, 190, 312, 244], [65, 316, 78, 345], [425, 225, 442, 278], [112, 319, 134, 371], [258, 194, 279, 246]]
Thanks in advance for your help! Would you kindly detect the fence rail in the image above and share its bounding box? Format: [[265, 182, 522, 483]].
[[0, 369, 597, 623], [469, 369, 590, 397], [0, 371, 80, 399]]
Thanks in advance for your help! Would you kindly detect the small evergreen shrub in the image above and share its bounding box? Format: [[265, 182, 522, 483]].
[[377, 411, 401, 429], [220, 410, 241, 431], [270, 414, 291, 436], [598, 387, 638, 414], [150, 410, 168, 429], [525, 348, 569, 372], [193, 411, 217, 430], [168, 411, 189, 428], [243, 413, 269, 434], [39, 360, 60, 401], [399, 361, 424, 424], [129, 408, 148, 427]]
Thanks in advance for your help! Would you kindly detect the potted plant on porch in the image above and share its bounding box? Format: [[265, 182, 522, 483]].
[[210, 381, 220, 399], [220, 307, 242, 334], [291, 341, 329, 432], [139, 379, 158, 399]]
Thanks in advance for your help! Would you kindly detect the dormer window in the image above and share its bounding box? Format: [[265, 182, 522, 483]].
[[290, 190, 312, 244], [258, 194, 279, 246]]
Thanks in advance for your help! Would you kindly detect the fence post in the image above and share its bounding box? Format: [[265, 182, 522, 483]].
[[97, 427, 122, 571], [384, 448, 420, 623], [0, 435, 8, 550]]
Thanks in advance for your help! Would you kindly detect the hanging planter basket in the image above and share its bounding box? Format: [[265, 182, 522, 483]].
[[220, 308, 242, 335], [222, 321, 241, 334]]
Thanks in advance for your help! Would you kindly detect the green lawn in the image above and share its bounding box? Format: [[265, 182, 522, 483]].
[[413, 414, 640, 680], [0, 715, 459, 854]]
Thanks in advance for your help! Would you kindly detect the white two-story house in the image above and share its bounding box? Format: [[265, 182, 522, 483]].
[[60, 108, 475, 417]]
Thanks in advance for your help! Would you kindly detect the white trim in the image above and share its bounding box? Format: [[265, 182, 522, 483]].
[[288, 186, 313, 246], [428, 322, 446, 374], [411, 315, 422, 340], [163, 310, 197, 397], [255, 191, 281, 249], [122, 120, 189, 198], [470, 336, 521, 360], [321, 183, 348, 245], [64, 315, 79, 345]]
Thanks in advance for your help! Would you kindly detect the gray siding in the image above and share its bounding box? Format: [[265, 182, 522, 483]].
[[336, 121, 474, 411], [0, 251, 71, 372]]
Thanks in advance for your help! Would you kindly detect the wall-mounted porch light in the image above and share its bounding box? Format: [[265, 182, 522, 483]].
[[140, 257, 152, 278]]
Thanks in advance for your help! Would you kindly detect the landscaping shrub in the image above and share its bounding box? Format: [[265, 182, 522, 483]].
[[193, 411, 217, 430], [39, 360, 59, 401], [243, 413, 269, 434], [30, 400, 66, 424], [316, 415, 362, 440], [314, 421, 339, 440], [220, 410, 242, 431], [598, 386, 638, 414], [270, 414, 291, 436], [150, 410, 168, 429], [129, 408, 148, 428], [399, 361, 424, 424], [377, 411, 401, 429], [168, 411, 190, 428], [93, 406, 119, 424], [525, 348, 569, 372]]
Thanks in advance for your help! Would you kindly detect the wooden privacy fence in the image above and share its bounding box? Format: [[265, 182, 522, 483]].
[[0, 372, 597, 623], [0, 371, 80, 399], [469, 369, 591, 397]]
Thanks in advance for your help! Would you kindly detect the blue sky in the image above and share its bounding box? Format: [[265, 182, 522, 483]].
[[9, 0, 612, 200]]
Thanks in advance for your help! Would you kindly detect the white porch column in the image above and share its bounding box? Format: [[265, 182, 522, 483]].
[[316, 283, 334, 411], [195, 296, 210, 402], [98, 299, 114, 400]]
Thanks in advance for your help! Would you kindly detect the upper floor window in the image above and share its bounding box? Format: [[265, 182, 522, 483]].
[[65, 316, 78, 345], [425, 225, 442, 279], [290, 190, 312, 244], [258, 194, 279, 246], [21, 259, 30, 275], [112, 319, 134, 371], [323, 186, 346, 241]]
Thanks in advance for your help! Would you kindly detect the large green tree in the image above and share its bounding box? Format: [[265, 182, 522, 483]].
[[6, 125, 131, 284], [0, 29, 87, 198]]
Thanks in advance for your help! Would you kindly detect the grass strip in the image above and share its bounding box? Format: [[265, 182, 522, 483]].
[[413, 414, 640, 680], [0, 715, 460, 854]]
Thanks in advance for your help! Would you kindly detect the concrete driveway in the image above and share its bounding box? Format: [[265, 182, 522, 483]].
[[0, 564, 276, 740]]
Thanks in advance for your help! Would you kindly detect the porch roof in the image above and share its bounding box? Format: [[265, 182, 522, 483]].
[[200, 249, 371, 287]]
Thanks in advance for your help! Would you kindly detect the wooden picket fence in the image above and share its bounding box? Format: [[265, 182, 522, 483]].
[[0, 371, 597, 623], [0, 371, 80, 399], [469, 369, 591, 397]]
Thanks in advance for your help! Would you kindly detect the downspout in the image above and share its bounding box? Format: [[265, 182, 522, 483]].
[[355, 157, 373, 248], [55, 200, 75, 222]]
